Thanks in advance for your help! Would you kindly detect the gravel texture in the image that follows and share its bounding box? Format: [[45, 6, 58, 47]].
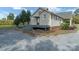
[[0, 29, 79, 51]]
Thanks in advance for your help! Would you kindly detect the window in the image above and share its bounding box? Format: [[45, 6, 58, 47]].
[[54, 15, 59, 20], [56, 17, 59, 20], [44, 14, 46, 18]]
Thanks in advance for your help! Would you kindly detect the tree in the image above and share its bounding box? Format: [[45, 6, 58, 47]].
[[7, 13, 14, 20], [20, 10, 27, 25], [2, 18, 6, 20], [26, 10, 31, 24], [14, 10, 27, 26], [14, 9, 31, 27], [14, 15, 20, 27], [73, 8, 79, 24], [74, 8, 79, 16], [73, 15, 79, 24]]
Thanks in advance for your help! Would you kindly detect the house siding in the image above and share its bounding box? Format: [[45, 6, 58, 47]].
[[30, 10, 51, 26], [39, 11, 50, 25], [30, 17, 37, 25], [30, 9, 43, 25], [50, 15, 63, 27]]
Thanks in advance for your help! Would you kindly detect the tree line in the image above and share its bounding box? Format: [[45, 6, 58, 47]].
[[14, 10, 31, 27], [2, 9, 31, 27]]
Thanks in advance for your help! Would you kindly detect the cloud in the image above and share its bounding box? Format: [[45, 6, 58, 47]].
[[48, 7, 61, 13], [65, 8, 78, 12], [23, 8, 27, 12], [0, 14, 7, 19], [12, 7, 22, 10], [12, 7, 27, 12], [0, 11, 9, 19], [48, 7, 77, 13], [30, 10, 35, 14]]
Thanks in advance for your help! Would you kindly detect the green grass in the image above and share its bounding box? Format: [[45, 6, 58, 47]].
[[0, 25, 15, 29]]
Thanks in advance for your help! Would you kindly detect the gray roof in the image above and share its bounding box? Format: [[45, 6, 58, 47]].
[[56, 12, 73, 19]]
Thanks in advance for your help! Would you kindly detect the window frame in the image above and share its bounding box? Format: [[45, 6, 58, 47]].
[[43, 14, 47, 18]]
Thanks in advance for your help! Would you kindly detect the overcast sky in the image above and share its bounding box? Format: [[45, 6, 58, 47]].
[[0, 7, 78, 19]]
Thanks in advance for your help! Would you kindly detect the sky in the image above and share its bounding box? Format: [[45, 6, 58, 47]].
[[0, 7, 78, 19]]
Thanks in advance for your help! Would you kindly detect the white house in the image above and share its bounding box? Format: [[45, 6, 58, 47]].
[[30, 7, 72, 30]]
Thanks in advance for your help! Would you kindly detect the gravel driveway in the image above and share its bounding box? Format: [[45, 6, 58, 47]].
[[0, 29, 79, 51]]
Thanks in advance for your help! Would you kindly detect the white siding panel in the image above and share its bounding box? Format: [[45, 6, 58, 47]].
[[30, 17, 36, 25], [39, 11, 50, 25], [50, 15, 62, 27]]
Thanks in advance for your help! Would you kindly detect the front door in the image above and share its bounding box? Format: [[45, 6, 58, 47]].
[[35, 16, 40, 25], [37, 19, 40, 25]]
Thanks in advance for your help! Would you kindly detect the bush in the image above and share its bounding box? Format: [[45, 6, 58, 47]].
[[60, 22, 69, 30], [63, 19, 70, 23], [73, 18, 79, 24], [73, 15, 79, 24]]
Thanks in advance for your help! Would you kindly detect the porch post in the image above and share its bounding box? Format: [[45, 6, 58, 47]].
[[70, 17, 73, 26], [70, 10, 74, 26]]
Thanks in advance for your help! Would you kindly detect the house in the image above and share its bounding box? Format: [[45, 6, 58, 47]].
[[30, 7, 73, 30]]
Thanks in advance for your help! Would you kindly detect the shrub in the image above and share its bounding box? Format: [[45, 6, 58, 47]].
[[63, 19, 70, 23], [73, 18, 79, 24], [60, 22, 69, 30]]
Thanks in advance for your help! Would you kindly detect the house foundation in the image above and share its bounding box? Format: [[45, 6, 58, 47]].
[[49, 27, 53, 31], [49, 26, 60, 31]]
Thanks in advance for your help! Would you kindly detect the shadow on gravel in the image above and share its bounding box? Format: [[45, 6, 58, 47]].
[[72, 45, 79, 51], [34, 40, 58, 51], [0, 26, 58, 51], [0, 39, 59, 51], [0, 29, 35, 49], [10, 40, 58, 51]]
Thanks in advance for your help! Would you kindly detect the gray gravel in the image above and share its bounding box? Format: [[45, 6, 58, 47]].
[[0, 29, 79, 51]]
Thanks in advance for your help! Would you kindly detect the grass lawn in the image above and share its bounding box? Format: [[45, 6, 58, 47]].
[[0, 25, 15, 29]]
